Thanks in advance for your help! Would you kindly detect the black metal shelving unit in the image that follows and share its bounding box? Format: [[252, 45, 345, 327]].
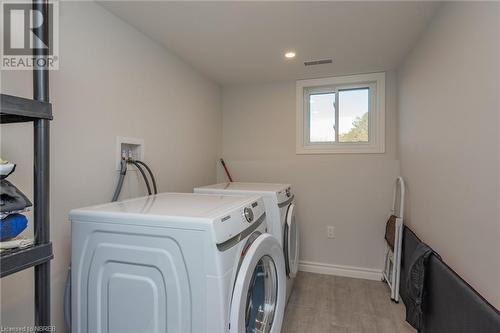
[[0, 94, 52, 124], [0, 0, 53, 327]]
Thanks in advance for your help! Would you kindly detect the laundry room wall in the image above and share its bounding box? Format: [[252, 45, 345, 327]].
[[218, 71, 400, 277], [398, 2, 500, 308], [0, 2, 221, 332]]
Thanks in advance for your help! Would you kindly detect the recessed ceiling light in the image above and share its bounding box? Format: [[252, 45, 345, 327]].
[[284, 51, 296, 59]]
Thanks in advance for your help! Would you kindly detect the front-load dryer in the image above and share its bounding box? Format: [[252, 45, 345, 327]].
[[194, 182, 299, 302], [70, 193, 286, 333]]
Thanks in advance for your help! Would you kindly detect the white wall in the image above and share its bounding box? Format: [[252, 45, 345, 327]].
[[398, 2, 500, 307], [220, 72, 400, 276], [0, 2, 221, 331]]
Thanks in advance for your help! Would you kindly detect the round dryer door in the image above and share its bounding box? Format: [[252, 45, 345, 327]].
[[284, 203, 299, 278], [230, 234, 286, 333]]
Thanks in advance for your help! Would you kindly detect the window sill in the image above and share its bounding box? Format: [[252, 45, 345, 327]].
[[296, 143, 385, 154]]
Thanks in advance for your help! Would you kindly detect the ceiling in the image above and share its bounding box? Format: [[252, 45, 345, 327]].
[[101, 1, 440, 85]]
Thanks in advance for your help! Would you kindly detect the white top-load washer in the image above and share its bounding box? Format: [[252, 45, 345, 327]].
[[70, 193, 286, 333], [194, 183, 299, 301]]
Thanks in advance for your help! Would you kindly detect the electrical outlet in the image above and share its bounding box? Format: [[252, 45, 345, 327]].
[[327, 226, 335, 239]]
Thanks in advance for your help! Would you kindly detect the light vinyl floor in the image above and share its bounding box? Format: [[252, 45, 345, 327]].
[[282, 272, 416, 333]]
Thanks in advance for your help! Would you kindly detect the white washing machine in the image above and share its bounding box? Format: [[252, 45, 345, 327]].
[[70, 193, 286, 333], [194, 183, 299, 302]]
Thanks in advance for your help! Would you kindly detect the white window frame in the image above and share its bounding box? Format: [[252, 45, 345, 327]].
[[296, 72, 385, 154]]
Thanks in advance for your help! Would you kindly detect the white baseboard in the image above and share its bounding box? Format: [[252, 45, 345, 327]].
[[299, 260, 383, 281]]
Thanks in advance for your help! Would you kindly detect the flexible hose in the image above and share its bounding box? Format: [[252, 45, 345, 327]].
[[63, 265, 71, 331], [112, 158, 157, 201], [134, 160, 158, 194], [130, 160, 152, 195], [111, 159, 127, 202]]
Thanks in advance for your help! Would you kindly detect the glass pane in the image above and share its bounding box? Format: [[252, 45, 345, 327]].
[[339, 88, 369, 143], [309, 93, 336, 142], [245, 255, 277, 333]]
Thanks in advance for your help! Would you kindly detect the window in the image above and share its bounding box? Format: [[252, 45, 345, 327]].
[[296, 72, 385, 154]]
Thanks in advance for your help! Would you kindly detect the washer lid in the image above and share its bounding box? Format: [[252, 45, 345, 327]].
[[230, 233, 286, 333], [195, 182, 293, 206], [70, 192, 261, 223], [195, 182, 290, 194]]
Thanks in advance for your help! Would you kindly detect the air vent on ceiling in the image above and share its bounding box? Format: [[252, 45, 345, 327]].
[[304, 59, 333, 66]]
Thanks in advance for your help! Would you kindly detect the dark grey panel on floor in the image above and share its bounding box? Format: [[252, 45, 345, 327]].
[[282, 272, 416, 333], [400, 227, 500, 333]]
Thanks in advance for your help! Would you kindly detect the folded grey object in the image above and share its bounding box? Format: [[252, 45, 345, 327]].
[[0, 179, 32, 213], [403, 242, 440, 330]]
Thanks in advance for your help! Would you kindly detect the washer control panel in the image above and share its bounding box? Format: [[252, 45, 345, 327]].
[[243, 207, 254, 222], [213, 196, 266, 246]]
